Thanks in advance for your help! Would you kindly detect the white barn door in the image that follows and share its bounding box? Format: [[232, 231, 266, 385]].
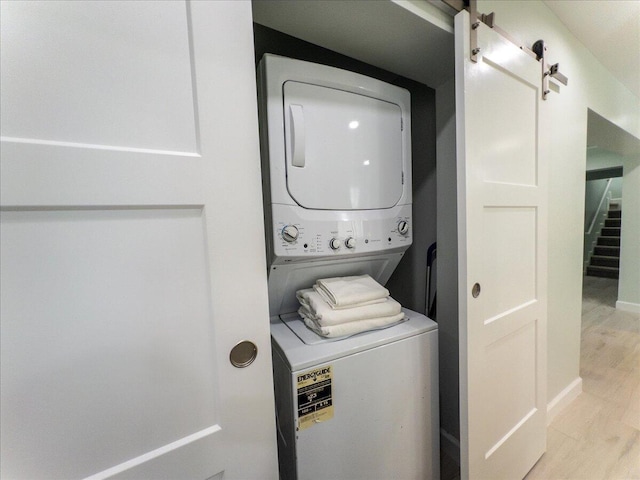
[[455, 10, 548, 480], [0, 1, 277, 478]]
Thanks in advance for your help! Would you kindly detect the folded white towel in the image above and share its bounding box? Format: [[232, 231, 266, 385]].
[[302, 312, 405, 338], [297, 289, 402, 326], [312, 285, 386, 309], [314, 274, 390, 309], [298, 287, 387, 314]]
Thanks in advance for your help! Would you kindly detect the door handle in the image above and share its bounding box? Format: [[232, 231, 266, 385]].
[[230, 341, 258, 368], [289, 104, 305, 167]]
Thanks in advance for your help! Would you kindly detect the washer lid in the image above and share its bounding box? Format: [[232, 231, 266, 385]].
[[270, 308, 437, 372], [283, 81, 404, 210]]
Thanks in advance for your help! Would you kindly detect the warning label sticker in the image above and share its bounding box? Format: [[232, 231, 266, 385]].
[[296, 365, 334, 431]]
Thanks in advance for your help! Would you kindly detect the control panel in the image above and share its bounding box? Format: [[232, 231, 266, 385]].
[[271, 204, 412, 262]]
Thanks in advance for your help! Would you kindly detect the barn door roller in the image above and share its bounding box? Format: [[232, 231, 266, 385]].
[[533, 40, 569, 100]]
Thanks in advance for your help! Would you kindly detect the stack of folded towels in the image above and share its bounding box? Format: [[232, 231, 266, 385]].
[[296, 274, 405, 338]]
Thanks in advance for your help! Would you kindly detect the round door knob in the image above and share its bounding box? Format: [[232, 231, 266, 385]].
[[282, 225, 299, 242], [345, 237, 356, 249], [230, 341, 258, 368], [329, 238, 341, 250], [398, 221, 409, 235]]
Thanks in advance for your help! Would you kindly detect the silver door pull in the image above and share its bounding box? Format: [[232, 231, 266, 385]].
[[230, 341, 258, 368]]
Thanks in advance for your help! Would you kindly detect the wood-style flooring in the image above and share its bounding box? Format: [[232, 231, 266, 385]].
[[525, 276, 640, 480]]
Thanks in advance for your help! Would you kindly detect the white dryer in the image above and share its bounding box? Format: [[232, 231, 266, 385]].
[[258, 54, 439, 480]]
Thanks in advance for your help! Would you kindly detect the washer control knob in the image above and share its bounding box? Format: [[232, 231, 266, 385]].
[[329, 238, 341, 250], [282, 225, 299, 243], [345, 237, 356, 249], [398, 221, 409, 235]]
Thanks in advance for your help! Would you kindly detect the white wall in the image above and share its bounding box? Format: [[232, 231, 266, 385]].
[[479, 0, 640, 405], [618, 156, 640, 311], [586, 148, 625, 171]]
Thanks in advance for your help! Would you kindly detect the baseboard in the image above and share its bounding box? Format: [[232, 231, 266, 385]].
[[616, 300, 640, 314], [440, 428, 460, 464], [546, 377, 582, 425]]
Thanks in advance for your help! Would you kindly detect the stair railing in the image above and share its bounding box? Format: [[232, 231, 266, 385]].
[[586, 178, 613, 235]]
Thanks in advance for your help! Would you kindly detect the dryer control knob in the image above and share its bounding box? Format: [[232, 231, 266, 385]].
[[345, 237, 356, 249], [329, 238, 341, 250], [398, 221, 409, 235], [282, 225, 299, 243]]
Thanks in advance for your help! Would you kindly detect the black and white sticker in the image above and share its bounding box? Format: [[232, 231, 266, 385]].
[[296, 365, 334, 430]]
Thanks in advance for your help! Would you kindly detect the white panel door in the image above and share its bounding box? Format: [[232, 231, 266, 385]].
[[455, 11, 547, 480], [0, 1, 277, 479]]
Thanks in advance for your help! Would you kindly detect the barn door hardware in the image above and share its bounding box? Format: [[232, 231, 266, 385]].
[[467, 0, 536, 63], [469, 0, 493, 62], [533, 40, 569, 100], [454, 0, 569, 97]]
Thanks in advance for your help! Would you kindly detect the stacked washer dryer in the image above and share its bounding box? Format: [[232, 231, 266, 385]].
[[258, 54, 439, 480]]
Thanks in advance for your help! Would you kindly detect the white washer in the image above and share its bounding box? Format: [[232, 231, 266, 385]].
[[258, 54, 439, 479], [271, 310, 439, 480]]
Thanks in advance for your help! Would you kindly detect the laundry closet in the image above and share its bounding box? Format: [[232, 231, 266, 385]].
[[251, 2, 457, 479], [252, 2, 550, 479]]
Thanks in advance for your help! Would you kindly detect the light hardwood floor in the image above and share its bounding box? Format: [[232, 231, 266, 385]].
[[525, 276, 640, 480]]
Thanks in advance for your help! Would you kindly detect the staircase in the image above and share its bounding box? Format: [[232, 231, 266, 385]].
[[586, 206, 621, 279]]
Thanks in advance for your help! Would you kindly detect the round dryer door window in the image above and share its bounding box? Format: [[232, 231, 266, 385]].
[[283, 81, 404, 210]]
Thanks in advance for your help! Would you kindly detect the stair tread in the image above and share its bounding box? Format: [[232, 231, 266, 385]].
[[590, 255, 620, 268], [586, 265, 620, 278], [597, 239, 621, 247], [587, 265, 619, 271]]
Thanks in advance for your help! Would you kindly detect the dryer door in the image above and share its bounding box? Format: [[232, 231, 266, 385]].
[[283, 81, 404, 210]]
